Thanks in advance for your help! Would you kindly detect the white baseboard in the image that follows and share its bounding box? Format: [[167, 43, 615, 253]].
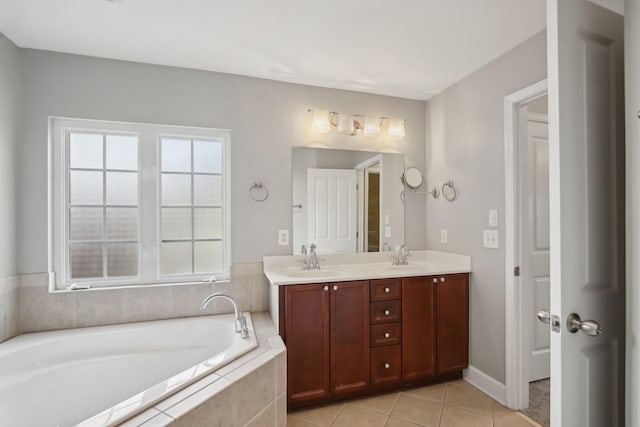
[[463, 365, 507, 405]]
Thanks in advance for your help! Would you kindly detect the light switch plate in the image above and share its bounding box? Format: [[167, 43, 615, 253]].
[[483, 230, 499, 249], [441, 229, 448, 244], [489, 210, 498, 227], [278, 229, 289, 246]]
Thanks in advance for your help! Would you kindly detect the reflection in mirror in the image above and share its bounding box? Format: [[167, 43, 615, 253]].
[[292, 147, 405, 254]]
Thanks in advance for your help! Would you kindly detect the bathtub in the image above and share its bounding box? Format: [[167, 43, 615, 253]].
[[0, 313, 257, 427]]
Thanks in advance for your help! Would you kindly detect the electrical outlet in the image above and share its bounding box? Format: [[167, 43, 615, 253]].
[[441, 229, 448, 244], [278, 229, 289, 246], [384, 226, 392, 238], [483, 230, 499, 249], [489, 209, 498, 227]]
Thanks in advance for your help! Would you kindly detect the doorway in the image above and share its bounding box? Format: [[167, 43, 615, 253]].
[[504, 80, 550, 425]]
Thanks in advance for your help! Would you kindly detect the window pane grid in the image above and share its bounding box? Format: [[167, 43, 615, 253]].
[[160, 137, 224, 276], [67, 131, 140, 281]]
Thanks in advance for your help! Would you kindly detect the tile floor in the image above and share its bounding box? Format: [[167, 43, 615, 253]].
[[287, 380, 541, 427]]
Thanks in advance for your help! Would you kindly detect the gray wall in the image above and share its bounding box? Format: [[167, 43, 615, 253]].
[[425, 31, 547, 383], [0, 34, 20, 342], [17, 49, 427, 274], [0, 33, 19, 278]]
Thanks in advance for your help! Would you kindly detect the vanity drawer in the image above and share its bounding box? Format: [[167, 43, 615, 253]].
[[371, 322, 401, 347], [371, 345, 401, 386], [371, 279, 401, 301], [371, 301, 401, 324]]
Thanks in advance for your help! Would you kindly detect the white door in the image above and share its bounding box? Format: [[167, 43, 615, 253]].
[[307, 169, 357, 253], [523, 115, 551, 382], [547, 1, 625, 426]]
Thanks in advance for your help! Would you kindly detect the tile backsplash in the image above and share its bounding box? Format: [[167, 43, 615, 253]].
[[0, 275, 20, 342], [17, 262, 269, 333]]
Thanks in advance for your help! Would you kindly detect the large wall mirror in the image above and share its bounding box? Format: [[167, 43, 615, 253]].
[[292, 147, 405, 254]]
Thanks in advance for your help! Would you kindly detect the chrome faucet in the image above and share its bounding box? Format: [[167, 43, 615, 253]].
[[392, 244, 411, 265], [302, 243, 321, 270], [200, 293, 249, 339]]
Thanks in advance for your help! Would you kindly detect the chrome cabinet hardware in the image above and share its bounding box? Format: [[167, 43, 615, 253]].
[[384, 332, 391, 338], [433, 278, 438, 283], [440, 277, 445, 282], [323, 285, 329, 291], [384, 309, 390, 316], [566, 313, 602, 336], [333, 285, 338, 291], [383, 363, 390, 369], [384, 287, 391, 293]]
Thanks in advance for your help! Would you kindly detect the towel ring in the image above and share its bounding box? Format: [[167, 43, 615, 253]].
[[442, 180, 457, 201], [249, 182, 269, 202]]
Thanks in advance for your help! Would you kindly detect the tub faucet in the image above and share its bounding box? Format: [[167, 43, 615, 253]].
[[302, 243, 321, 270], [200, 293, 249, 339], [393, 244, 411, 265]]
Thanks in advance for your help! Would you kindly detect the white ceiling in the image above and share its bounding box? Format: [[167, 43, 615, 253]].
[[0, 0, 548, 100]]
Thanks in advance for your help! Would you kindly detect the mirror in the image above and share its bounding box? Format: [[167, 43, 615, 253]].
[[292, 147, 405, 254], [402, 167, 423, 189]]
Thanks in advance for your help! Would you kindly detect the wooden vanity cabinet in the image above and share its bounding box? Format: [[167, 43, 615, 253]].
[[401, 276, 437, 382], [283, 280, 370, 408], [281, 273, 469, 409], [435, 273, 469, 374]]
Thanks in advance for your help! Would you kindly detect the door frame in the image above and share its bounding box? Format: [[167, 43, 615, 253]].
[[504, 79, 548, 410], [355, 155, 382, 252]]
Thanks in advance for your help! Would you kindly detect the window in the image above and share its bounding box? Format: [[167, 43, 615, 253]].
[[50, 118, 231, 290]]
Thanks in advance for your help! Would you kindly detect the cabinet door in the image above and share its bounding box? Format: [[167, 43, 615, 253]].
[[285, 283, 330, 404], [401, 277, 436, 382], [436, 274, 469, 374], [330, 280, 370, 396]]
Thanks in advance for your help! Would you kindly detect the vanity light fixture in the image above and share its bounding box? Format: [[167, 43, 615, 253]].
[[308, 109, 405, 139]]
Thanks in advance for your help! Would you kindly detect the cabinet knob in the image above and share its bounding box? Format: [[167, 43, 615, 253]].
[[384, 287, 391, 293], [384, 363, 391, 369], [384, 332, 391, 338], [333, 285, 338, 291], [323, 286, 328, 291], [433, 278, 438, 283], [440, 277, 445, 282], [384, 309, 390, 316]]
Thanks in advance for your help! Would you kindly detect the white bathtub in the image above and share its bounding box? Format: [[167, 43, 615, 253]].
[[0, 313, 257, 427]]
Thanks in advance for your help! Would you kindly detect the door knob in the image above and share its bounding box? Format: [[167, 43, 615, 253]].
[[537, 309, 551, 324], [566, 313, 602, 336]]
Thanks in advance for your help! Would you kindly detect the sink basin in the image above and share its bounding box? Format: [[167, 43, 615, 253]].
[[280, 269, 346, 279]]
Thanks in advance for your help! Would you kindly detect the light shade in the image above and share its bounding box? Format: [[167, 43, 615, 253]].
[[311, 110, 331, 133], [337, 114, 355, 134], [363, 116, 381, 137], [387, 118, 406, 138]]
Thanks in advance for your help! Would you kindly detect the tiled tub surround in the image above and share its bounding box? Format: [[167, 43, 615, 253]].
[[0, 311, 284, 426], [121, 312, 286, 427], [0, 276, 19, 342], [18, 262, 268, 333], [1, 313, 258, 426]]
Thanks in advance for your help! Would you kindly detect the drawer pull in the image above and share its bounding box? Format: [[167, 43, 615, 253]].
[[384, 309, 391, 316], [323, 286, 328, 291], [333, 285, 338, 291], [384, 363, 391, 369], [384, 287, 391, 293], [384, 332, 391, 338], [433, 278, 438, 283], [440, 277, 445, 282]]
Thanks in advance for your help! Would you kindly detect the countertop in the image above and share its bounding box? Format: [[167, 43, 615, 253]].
[[263, 250, 471, 286]]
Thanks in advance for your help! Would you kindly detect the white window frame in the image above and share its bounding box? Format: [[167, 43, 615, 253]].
[[49, 117, 231, 291]]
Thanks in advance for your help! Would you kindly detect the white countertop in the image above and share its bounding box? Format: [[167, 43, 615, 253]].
[[263, 250, 471, 286]]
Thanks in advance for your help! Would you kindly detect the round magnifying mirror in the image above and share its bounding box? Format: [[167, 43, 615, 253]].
[[402, 167, 423, 189]]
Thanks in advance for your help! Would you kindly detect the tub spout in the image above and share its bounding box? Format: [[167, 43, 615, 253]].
[[200, 293, 249, 339]]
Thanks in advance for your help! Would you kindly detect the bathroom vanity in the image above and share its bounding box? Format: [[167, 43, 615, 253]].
[[263, 250, 471, 409]]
